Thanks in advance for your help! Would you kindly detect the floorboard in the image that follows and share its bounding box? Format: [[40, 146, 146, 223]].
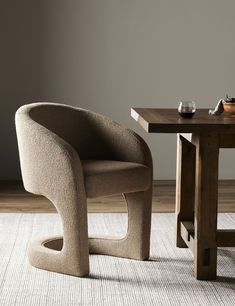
[[0, 180, 235, 213]]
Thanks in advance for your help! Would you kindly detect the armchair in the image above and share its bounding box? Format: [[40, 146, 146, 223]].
[[15, 103, 153, 276]]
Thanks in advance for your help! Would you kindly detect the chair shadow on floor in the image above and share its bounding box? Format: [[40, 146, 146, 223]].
[[89, 253, 235, 289]]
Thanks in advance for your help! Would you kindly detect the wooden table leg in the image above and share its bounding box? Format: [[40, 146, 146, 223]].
[[176, 134, 195, 247], [192, 133, 219, 280]]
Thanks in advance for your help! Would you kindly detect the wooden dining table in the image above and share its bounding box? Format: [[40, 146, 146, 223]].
[[131, 108, 235, 280]]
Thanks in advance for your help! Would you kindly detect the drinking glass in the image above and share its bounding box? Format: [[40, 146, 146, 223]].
[[178, 101, 196, 118]]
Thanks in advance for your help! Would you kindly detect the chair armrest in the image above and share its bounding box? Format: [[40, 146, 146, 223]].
[[92, 113, 153, 169], [15, 109, 84, 203]]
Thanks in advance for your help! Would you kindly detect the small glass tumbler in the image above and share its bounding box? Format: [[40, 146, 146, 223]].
[[178, 101, 196, 118]]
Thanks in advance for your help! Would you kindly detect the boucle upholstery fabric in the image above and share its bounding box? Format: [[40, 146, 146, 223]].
[[81, 160, 150, 198], [15, 102, 153, 277]]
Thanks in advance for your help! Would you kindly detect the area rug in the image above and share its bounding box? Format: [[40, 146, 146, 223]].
[[0, 213, 234, 306]]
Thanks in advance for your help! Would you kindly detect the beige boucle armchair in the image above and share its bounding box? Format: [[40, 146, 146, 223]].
[[15, 103, 153, 277]]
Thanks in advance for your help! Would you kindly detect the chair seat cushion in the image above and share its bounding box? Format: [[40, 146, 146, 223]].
[[81, 160, 151, 198]]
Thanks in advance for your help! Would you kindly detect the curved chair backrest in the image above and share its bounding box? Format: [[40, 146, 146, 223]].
[[24, 103, 118, 160]]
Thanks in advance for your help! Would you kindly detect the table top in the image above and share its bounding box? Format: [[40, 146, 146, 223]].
[[131, 108, 235, 133]]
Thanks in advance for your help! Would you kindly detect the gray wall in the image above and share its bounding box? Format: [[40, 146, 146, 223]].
[[1, 0, 235, 180]]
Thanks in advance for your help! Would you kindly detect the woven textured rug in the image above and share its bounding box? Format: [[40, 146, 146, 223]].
[[0, 213, 234, 306]]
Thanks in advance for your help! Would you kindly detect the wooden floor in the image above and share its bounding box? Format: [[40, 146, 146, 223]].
[[1, 180, 235, 213]]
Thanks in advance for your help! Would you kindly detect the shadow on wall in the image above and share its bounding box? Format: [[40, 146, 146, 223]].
[[1, 2, 42, 179], [0, 0, 181, 181], [1, 0, 92, 180], [0, 1, 62, 180]]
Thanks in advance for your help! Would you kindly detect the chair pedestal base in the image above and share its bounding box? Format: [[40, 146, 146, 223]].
[[27, 236, 89, 277], [28, 190, 152, 277]]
